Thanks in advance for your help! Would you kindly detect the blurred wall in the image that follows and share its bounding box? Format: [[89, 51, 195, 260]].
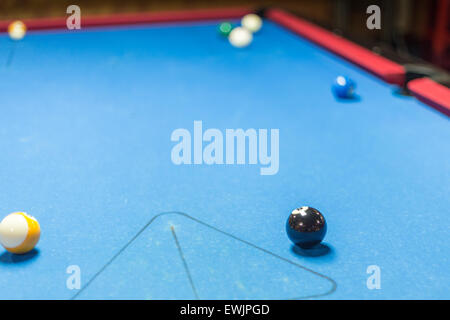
[[0, 0, 333, 22], [0, 0, 446, 70]]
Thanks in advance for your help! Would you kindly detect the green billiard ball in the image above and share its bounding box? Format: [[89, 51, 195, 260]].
[[218, 22, 233, 37]]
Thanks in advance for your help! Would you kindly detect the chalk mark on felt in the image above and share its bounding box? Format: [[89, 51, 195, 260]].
[[71, 211, 337, 300]]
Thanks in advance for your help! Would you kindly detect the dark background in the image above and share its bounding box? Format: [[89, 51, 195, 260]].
[[1, 0, 449, 73]]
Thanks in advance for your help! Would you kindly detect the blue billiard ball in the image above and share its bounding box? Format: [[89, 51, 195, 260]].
[[286, 206, 327, 249], [332, 76, 356, 99]]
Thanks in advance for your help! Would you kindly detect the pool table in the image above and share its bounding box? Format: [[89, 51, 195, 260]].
[[0, 8, 449, 300]]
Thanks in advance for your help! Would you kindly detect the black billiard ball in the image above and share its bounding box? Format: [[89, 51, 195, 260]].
[[286, 206, 327, 249]]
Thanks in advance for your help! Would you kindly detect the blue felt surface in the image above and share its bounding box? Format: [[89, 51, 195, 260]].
[[0, 20, 449, 299]]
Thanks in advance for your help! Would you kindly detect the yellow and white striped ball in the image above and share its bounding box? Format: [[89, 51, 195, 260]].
[[0, 212, 40, 254], [8, 20, 27, 40]]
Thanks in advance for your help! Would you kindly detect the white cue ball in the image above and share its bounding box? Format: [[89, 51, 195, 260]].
[[241, 14, 262, 33], [228, 27, 253, 48]]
